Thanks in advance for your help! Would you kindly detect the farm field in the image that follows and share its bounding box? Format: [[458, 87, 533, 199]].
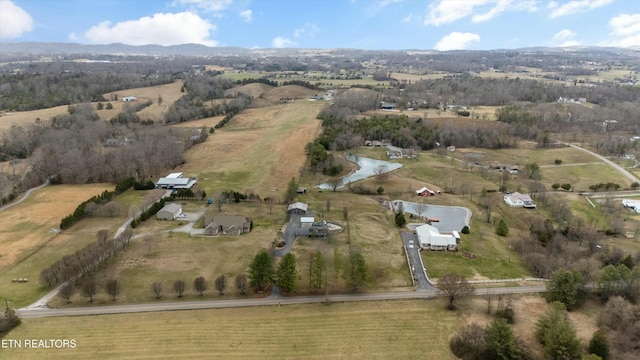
[[177, 94, 324, 197], [3, 300, 461, 359], [0, 81, 184, 130], [0, 184, 118, 308]]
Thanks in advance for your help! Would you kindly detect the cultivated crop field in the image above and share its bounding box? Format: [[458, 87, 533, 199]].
[[0, 184, 116, 307], [4, 300, 461, 359]]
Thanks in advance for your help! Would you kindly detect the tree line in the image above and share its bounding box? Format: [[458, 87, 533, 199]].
[[0, 72, 173, 111]]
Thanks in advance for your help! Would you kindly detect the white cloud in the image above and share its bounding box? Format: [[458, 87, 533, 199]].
[[272, 36, 296, 48], [549, 0, 612, 18], [472, 0, 537, 23], [425, 0, 537, 26], [602, 13, 640, 47], [553, 29, 576, 40], [294, 23, 319, 38], [434, 32, 480, 51], [80, 12, 217, 46], [239, 9, 252, 22], [174, 0, 233, 12], [425, 0, 489, 26], [0, 0, 34, 39], [366, 0, 403, 16]]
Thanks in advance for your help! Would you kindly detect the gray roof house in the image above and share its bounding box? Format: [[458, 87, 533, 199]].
[[157, 203, 182, 220], [204, 215, 252, 236], [287, 202, 308, 215]]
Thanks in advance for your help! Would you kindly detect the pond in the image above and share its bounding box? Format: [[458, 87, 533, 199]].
[[316, 153, 403, 190]]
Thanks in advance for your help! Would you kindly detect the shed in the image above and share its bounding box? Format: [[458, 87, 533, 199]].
[[123, 96, 137, 102], [157, 203, 182, 220], [416, 186, 436, 196]]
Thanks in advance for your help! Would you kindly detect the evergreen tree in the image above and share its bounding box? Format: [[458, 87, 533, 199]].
[[344, 252, 368, 291], [589, 329, 609, 360], [276, 253, 297, 293], [495, 218, 509, 236], [536, 302, 581, 360], [485, 319, 523, 360], [310, 251, 325, 291], [248, 250, 275, 292], [395, 211, 407, 227], [546, 269, 585, 310]]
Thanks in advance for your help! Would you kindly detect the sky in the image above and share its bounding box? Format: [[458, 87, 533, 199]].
[[0, 0, 639, 51]]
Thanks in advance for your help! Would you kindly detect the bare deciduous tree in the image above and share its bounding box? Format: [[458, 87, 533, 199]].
[[215, 275, 227, 295], [105, 278, 120, 301], [82, 278, 98, 302], [174, 280, 185, 298], [235, 274, 248, 295], [438, 273, 475, 310], [59, 282, 75, 303], [193, 276, 208, 296], [152, 282, 163, 299], [96, 229, 109, 246], [373, 165, 389, 182]]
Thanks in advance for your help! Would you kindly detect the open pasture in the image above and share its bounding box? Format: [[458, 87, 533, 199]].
[[4, 300, 460, 359], [0, 184, 118, 307], [178, 99, 323, 197], [0, 81, 184, 131]]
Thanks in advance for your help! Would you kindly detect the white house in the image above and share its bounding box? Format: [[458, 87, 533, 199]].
[[416, 224, 458, 251], [156, 172, 197, 189], [157, 203, 182, 220], [504, 192, 536, 208]]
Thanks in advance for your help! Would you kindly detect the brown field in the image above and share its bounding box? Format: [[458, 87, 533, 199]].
[[0, 81, 184, 131], [224, 83, 273, 99], [5, 300, 461, 359], [177, 99, 324, 196], [0, 184, 119, 307]]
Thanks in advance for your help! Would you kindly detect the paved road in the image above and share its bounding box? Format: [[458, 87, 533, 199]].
[[566, 142, 640, 184], [0, 179, 49, 212], [17, 285, 547, 319]]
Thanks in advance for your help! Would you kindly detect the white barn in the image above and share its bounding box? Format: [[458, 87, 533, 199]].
[[156, 172, 197, 189], [416, 224, 458, 251]]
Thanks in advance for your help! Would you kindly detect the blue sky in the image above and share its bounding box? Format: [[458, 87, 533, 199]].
[[1, 0, 639, 50]]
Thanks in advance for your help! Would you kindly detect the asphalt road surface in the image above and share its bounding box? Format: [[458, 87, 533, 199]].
[[17, 285, 547, 319]]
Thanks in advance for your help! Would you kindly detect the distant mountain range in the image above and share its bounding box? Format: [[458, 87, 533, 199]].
[[0, 42, 639, 57]]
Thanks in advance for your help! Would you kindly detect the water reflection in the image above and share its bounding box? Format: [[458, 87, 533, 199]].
[[316, 153, 403, 190]]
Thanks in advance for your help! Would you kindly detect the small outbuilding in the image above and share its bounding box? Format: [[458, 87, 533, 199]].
[[157, 203, 182, 220], [287, 202, 308, 215], [416, 186, 436, 196], [123, 96, 137, 102]]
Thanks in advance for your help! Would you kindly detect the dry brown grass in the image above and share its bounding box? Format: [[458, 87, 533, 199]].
[[0, 81, 184, 131], [224, 83, 273, 98], [0, 184, 121, 307], [177, 100, 324, 196], [6, 300, 461, 359]]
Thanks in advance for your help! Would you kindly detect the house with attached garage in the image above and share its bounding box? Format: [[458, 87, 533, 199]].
[[416, 224, 458, 251], [204, 215, 252, 236], [157, 203, 182, 220], [504, 192, 536, 208]]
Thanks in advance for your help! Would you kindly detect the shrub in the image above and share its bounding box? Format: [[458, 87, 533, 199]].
[[461, 225, 470, 234]]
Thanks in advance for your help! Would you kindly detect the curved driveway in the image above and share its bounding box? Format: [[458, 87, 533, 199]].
[[566, 143, 640, 183], [0, 180, 49, 212]]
